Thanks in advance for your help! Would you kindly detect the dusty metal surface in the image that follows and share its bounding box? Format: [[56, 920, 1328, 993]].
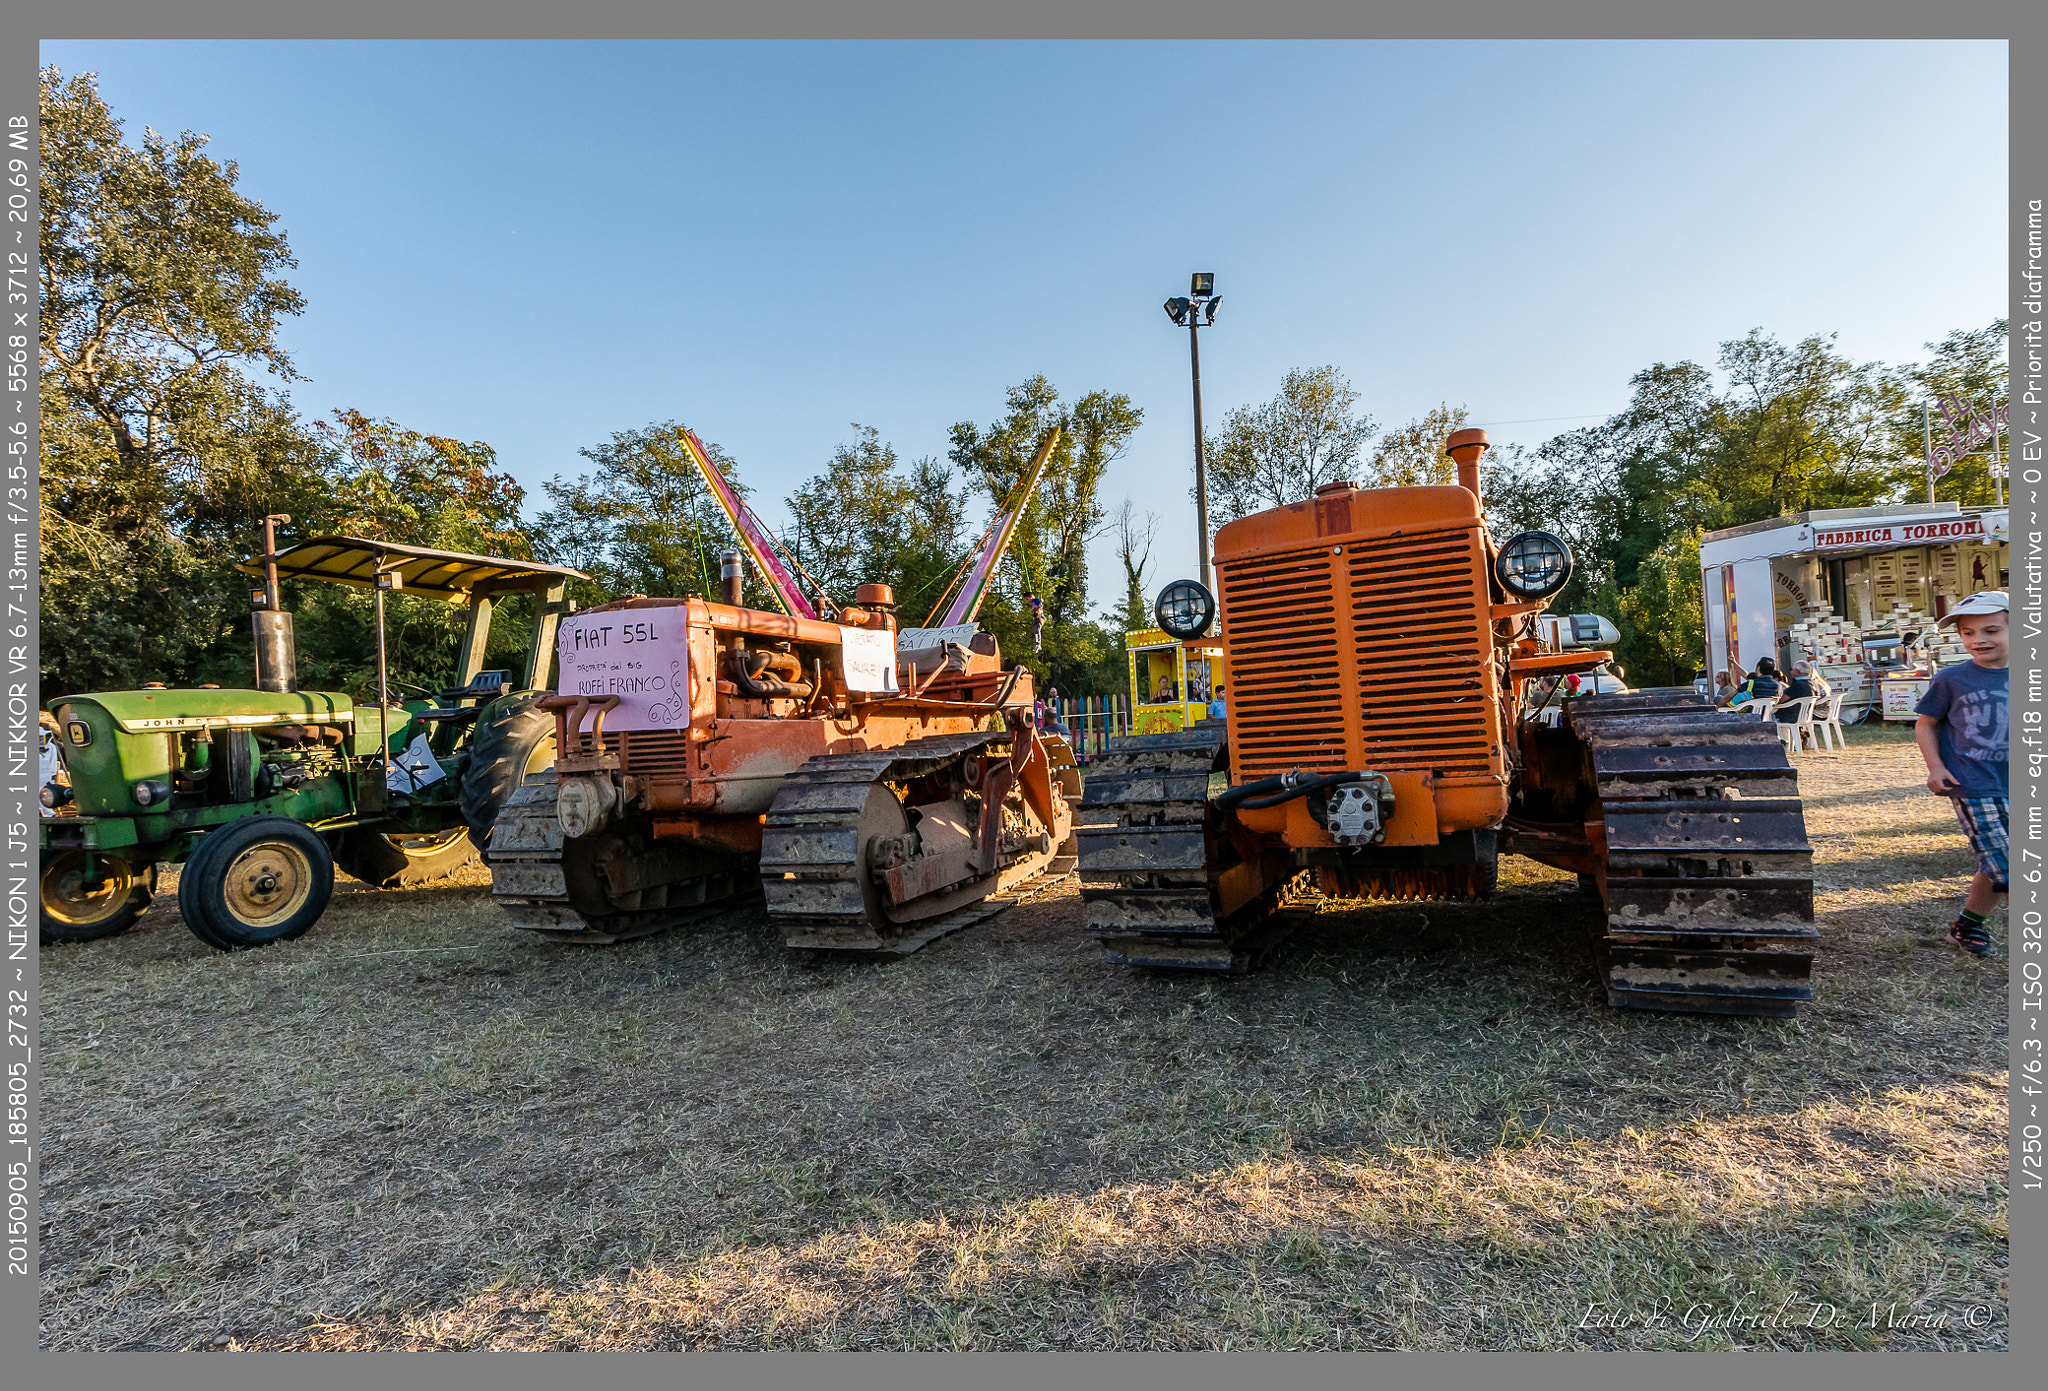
[[1564, 692, 1819, 1017], [1078, 721, 1301, 969], [486, 771, 755, 941], [763, 728, 1074, 952]]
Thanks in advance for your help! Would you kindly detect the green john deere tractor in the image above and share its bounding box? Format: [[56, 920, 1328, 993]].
[[39, 517, 588, 950]]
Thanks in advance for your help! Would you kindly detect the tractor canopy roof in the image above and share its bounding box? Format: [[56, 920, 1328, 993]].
[[237, 536, 588, 604]]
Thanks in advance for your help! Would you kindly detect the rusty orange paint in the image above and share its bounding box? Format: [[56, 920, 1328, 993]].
[[548, 595, 1036, 837]]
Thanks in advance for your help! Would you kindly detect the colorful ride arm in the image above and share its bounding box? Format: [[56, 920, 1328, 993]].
[[680, 427, 818, 621], [925, 427, 1061, 629]]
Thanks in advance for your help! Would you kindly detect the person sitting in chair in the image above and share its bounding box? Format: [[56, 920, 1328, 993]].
[[1775, 662, 1815, 723], [1727, 658, 1782, 711]]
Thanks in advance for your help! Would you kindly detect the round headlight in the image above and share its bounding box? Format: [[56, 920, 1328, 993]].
[[1154, 579, 1216, 640], [1495, 530, 1573, 600], [131, 779, 169, 807]]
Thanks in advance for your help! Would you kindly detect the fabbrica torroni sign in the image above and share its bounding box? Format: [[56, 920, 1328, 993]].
[[556, 608, 692, 731], [1812, 514, 1991, 550]]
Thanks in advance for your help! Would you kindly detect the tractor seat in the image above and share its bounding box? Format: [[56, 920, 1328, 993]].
[[410, 706, 485, 727], [436, 669, 512, 704]]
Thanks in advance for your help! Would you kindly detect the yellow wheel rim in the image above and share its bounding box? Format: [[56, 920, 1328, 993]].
[[41, 851, 137, 927], [384, 827, 469, 854], [221, 842, 315, 928]]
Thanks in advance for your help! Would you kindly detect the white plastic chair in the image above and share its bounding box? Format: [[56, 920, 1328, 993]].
[[1805, 692, 1841, 751], [1775, 696, 1816, 752]]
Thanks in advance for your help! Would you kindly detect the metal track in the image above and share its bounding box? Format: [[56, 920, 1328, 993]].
[[485, 771, 753, 943], [762, 728, 1073, 952], [1565, 690, 1818, 1018], [1077, 720, 1304, 972]]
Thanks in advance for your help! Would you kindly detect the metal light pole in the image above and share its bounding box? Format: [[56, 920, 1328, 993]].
[[1924, 401, 1935, 504], [1165, 274, 1221, 594]]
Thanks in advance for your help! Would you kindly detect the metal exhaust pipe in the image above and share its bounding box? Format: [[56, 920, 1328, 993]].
[[1446, 428, 1489, 505]]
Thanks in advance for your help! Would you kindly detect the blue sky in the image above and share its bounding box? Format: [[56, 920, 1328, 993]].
[[43, 39, 2007, 612]]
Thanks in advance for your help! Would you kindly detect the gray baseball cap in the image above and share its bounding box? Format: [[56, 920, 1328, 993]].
[[1936, 590, 2008, 628]]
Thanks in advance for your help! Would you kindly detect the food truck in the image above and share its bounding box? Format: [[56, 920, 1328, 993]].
[[1125, 625, 1227, 735], [1699, 502, 2008, 722]]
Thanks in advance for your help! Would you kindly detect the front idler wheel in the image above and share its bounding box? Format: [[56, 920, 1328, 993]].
[[40, 851, 156, 944], [179, 817, 336, 951]]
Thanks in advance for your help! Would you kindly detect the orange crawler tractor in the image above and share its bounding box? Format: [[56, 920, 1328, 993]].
[[1079, 429, 1819, 1018], [487, 427, 1081, 952]]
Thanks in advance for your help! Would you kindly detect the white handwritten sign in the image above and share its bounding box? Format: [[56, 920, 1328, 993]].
[[840, 625, 900, 693], [558, 609, 693, 731]]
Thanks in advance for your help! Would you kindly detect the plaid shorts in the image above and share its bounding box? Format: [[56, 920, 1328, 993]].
[[1952, 796, 2009, 887]]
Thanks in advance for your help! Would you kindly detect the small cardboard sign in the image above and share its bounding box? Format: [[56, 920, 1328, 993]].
[[557, 608, 693, 731], [840, 625, 900, 693], [386, 733, 448, 793]]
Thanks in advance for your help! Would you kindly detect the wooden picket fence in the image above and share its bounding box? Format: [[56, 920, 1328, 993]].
[[1047, 694, 1127, 765]]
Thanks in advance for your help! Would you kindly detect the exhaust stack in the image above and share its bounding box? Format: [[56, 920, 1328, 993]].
[[252, 513, 298, 693], [1445, 428, 1489, 505]]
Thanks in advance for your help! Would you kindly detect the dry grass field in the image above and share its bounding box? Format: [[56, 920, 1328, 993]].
[[38, 725, 2008, 1350]]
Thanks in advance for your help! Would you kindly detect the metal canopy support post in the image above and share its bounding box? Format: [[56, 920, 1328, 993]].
[[455, 593, 497, 691], [374, 576, 390, 768], [523, 582, 570, 691]]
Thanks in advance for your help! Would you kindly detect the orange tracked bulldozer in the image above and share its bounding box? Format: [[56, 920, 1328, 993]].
[[1077, 429, 1819, 1017], [487, 427, 1083, 952]]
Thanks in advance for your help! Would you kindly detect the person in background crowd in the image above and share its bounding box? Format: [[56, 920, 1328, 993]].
[[1794, 659, 1832, 704], [1207, 685, 1227, 722], [1774, 661, 1814, 723], [1041, 686, 1069, 736], [1711, 670, 1738, 706], [1914, 590, 2009, 958], [1154, 674, 1176, 702], [1726, 658, 1781, 710], [1027, 593, 1045, 652]]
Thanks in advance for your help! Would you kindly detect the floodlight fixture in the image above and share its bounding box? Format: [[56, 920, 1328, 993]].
[[1190, 272, 1214, 297], [1205, 296, 1221, 324], [1164, 296, 1191, 326]]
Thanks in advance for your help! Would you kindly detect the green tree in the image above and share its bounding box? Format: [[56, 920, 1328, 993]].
[[784, 425, 971, 621], [285, 410, 536, 697], [1203, 365, 1376, 523], [948, 375, 1142, 692], [1893, 319, 2009, 506], [38, 65, 330, 697], [1107, 497, 1159, 632], [1367, 404, 1470, 488], [530, 422, 750, 609]]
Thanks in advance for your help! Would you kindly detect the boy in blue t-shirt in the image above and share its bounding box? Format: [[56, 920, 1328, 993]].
[[1914, 591, 2010, 958]]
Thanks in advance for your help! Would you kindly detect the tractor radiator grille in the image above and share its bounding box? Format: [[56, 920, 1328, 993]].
[[1345, 529, 1496, 779], [1219, 544, 1350, 777], [1218, 526, 1498, 781], [603, 729, 693, 778]]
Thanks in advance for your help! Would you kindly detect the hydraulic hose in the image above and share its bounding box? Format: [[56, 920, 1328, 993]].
[[1216, 768, 1366, 812]]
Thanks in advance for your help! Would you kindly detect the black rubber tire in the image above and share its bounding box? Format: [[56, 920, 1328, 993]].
[[330, 825, 481, 888], [40, 852, 155, 944], [460, 694, 556, 844], [178, 817, 336, 952]]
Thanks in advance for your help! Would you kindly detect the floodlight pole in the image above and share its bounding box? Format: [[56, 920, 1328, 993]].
[[1188, 312, 1213, 595]]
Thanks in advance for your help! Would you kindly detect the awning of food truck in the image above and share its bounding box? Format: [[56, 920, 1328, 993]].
[[236, 537, 589, 604]]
